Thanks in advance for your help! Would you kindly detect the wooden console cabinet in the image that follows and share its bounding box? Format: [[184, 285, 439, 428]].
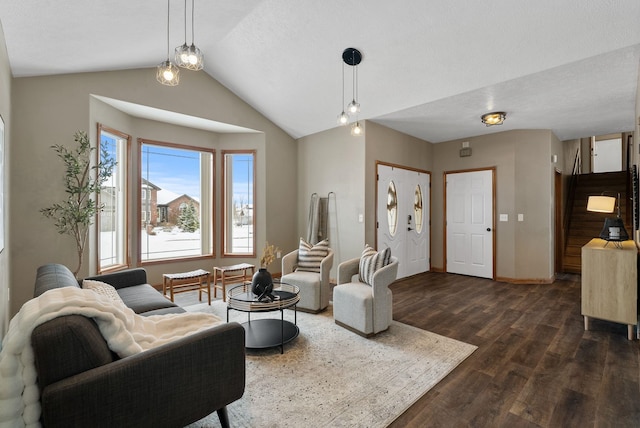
[[581, 238, 638, 340]]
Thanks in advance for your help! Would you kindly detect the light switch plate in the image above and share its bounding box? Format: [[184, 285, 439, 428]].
[[518, 214, 524, 222], [500, 214, 508, 222]]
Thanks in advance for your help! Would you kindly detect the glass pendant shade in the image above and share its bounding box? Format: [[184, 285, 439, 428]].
[[175, 43, 191, 67], [185, 44, 203, 70], [175, 0, 204, 71], [351, 121, 363, 136], [337, 111, 349, 125], [347, 99, 360, 114], [157, 60, 180, 86]]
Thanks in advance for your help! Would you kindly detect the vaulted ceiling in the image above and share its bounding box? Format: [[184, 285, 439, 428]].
[[1, 0, 639, 142]]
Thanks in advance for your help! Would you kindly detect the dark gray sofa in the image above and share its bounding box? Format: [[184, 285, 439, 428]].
[[31, 263, 245, 428]]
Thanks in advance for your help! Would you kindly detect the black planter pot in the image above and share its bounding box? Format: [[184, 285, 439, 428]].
[[252, 268, 274, 301]]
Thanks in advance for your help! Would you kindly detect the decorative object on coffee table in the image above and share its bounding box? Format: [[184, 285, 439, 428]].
[[251, 241, 280, 302], [251, 268, 274, 302]]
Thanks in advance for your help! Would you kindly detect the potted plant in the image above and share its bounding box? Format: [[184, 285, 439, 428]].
[[40, 131, 116, 277]]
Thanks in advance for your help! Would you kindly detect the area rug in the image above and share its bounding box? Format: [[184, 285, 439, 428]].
[[184, 300, 476, 428]]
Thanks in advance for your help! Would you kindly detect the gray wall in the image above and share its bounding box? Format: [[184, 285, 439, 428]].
[[425, 130, 558, 281], [10, 68, 297, 316], [297, 121, 433, 276]]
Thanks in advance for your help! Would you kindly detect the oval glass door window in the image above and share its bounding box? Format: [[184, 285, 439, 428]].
[[414, 184, 423, 233], [387, 181, 398, 236]]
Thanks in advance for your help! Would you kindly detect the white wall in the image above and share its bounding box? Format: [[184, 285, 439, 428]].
[[0, 21, 11, 345]]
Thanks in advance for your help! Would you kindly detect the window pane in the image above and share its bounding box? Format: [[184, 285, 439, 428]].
[[99, 127, 128, 271], [387, 180, 398, 236], [414, 184, 423, 233], [223, 152, 255, 255], [140, 142, 213, 261]]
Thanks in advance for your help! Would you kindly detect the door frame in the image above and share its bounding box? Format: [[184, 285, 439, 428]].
[[375, 161, 431, 275], [554, 168, 563, 274], [443, 167, 496, 279]]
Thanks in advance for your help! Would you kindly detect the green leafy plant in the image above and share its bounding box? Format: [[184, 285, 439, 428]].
[[40, 131, 116, 277]]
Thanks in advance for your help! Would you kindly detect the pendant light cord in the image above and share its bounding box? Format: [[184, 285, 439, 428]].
[[341, 62, 345, 110], [191, 0, 195, 43], [183, 0, 188, 44], [166, 0, 171, 58]]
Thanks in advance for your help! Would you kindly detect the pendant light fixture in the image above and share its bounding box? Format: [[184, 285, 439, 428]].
[[351, 121, 363, 136], [157, 0, 180, 86], [337, 59, 349, 125], [344, 48, 361, 115], [175, 0, 203, 71], [338, 48, 364, 136]]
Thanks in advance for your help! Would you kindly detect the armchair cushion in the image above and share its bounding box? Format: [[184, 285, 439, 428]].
[[359, 245, 391, 285], [296, 238, 329, 273]]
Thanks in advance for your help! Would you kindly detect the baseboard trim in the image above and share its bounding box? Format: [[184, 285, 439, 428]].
[[495, 276, 554, 285]]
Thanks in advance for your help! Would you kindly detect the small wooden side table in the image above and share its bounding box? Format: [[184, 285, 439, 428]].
[[213, 263, 256, 302], [163, 269, 211, 305]]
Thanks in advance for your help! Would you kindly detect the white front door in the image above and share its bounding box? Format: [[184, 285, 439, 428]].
[[445, 169, 494, 279], [377, 164, 430, 279]]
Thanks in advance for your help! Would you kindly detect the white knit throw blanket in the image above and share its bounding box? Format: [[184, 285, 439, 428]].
[[0, 287, 222, 428]]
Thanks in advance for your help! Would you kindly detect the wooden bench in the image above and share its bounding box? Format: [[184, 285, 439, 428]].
[[213, 263, 255, 301], [162, 269, 211, 305]]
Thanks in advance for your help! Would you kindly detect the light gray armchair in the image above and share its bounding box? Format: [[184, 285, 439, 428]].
[[333, 256, 398, 337], [281, 248, 334, 313]]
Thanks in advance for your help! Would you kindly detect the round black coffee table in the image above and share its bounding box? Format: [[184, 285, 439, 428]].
[[226, 282, 300, 354]]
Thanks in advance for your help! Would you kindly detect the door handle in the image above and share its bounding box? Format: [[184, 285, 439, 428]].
[[486, 228, 492, 232], [408, 227, 413, 231]]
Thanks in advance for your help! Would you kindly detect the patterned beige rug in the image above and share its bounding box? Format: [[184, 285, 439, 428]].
[[183, 299, 476, 428]]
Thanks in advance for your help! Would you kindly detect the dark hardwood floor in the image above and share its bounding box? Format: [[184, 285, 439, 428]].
[[387, 272, 640, 428]]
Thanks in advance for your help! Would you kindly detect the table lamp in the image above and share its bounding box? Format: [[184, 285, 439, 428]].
[[586, 193, 628, 246]]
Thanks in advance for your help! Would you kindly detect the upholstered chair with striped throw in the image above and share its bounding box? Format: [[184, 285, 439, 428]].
[[333, 246, 398, 337], [281, 239, 334, 313]]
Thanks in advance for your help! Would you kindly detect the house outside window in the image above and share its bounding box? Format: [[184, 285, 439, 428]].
[[98, 124, 130, 272], [222, 151, 255, 256], [139, 140, 214, 262]]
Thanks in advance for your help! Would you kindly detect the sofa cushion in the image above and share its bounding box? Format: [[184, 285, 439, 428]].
[[359, 245, 392, 285], [82, 279, 123, 303], [296, 238, 329, 273], [117, 284, 180, 315], [34, 264, 80, 297]]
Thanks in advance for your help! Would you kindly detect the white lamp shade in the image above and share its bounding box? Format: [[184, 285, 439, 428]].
[[586, 195, 616, 213]]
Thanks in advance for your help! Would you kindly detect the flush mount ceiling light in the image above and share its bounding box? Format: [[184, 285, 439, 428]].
[[175, 0, 203, 71], [481, 111, 506, 126], [338, 48, 364, 136], [157, 0, 180, 86]]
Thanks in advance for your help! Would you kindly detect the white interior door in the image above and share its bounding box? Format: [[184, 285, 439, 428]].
[[445, 169, 494, 279], [377, 164, 430, 279], [592, 137, 622, 173]]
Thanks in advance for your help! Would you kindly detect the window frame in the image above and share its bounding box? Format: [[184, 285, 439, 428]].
[[222, 150, 256, 258], [137, 138, 216, 265], [96, 123, 130, 274]]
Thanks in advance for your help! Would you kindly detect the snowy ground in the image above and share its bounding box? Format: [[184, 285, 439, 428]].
[[101, 225, 253, 264]]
